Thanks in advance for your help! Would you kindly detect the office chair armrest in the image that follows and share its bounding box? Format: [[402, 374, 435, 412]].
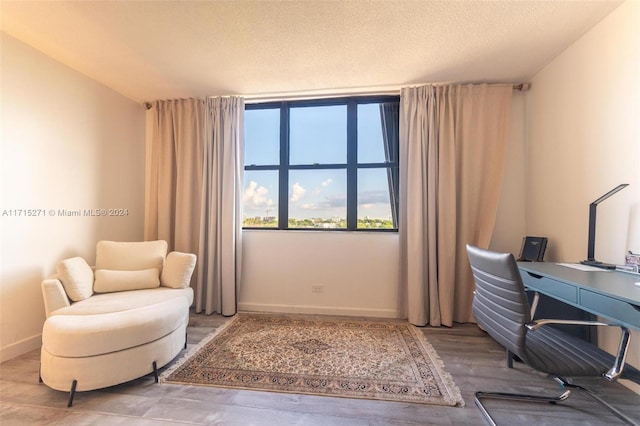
[[526, 319, 611, 330], [526, 320, 631, 381]]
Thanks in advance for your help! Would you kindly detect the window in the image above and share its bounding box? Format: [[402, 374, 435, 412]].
[[243, 96, 399, 231]]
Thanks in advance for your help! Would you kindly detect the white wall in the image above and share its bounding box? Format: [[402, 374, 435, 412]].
[[240, 230, 400, 317], [0, 34, 146, 362], [524, 0, 639, 390]]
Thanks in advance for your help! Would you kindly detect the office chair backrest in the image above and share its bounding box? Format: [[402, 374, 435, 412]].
[[466, 244, 531, 360]]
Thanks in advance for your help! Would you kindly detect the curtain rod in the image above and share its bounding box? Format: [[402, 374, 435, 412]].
[[144, 83, 529, 109]]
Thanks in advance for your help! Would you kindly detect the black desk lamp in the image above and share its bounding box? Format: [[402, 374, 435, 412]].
[[580, 183, 629, 269]]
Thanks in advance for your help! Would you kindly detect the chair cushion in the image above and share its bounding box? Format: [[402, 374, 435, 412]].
[[56, 257, 94, 302], [50, 287, 193, 316], [525, 326, 619, 377], [96, 240, 167, 271], [524, 325, 640, 383], [42, 297, 190, 357], [94, 268, 160, 293], [161, 252, 197, 289]]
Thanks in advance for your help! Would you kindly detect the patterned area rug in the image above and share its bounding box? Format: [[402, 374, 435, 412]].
[[160, 313, 464, 407]]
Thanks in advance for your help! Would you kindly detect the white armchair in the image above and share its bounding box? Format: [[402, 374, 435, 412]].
[[40, 240, 196, 406]]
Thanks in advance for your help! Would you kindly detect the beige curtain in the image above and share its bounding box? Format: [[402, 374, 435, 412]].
[[198, 97, 244, 315], [399, 84, 512, 326], [146, 97, 244, 316]]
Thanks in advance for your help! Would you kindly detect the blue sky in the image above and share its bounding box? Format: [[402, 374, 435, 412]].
[[243, 103, 392, 221]]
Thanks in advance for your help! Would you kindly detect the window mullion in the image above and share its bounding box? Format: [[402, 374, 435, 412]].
[[346, 100, 357, 230], [279, 103, 289, 229]]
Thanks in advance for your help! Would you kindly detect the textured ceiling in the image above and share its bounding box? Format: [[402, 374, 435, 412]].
[[0, 0, 623, 103]]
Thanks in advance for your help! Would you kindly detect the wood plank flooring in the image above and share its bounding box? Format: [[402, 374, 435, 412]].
[[1, 311, 639, 425]]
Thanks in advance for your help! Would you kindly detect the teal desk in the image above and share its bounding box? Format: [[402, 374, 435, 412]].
[[518, 262, 640, 330]]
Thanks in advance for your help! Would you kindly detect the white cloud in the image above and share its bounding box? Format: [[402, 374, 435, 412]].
[[311, 178, 333, 196], [358, 190, 389, 205], [290, 182, 306, 203], [300, 195, 346, 210], [243, 181, 273, 208]]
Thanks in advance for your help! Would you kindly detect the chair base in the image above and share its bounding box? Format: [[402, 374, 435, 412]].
[[475, 388, 570, 426], [65, 361, 160, 407], [475, 376, 639, 426]]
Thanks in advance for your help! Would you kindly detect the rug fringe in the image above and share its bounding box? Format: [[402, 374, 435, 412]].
[[159, 315, 240, 383], [408, 325, 466, 407]]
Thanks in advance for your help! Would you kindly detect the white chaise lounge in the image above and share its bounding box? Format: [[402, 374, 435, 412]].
[[40, 240, 196, 406]]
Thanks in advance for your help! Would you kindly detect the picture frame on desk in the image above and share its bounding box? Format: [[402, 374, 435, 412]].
[[518, 236, 548, 262]]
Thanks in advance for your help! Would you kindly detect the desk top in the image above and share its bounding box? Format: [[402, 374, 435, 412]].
[[518, 262, 640, 306]]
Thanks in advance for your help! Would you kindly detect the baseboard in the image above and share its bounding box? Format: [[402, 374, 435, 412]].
[[237, 303, 401, 319], [1, 333, 42, 363]]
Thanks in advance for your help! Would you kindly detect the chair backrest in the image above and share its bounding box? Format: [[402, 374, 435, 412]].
[[466, 244, 531, 359], [95, 240, 168, 271]]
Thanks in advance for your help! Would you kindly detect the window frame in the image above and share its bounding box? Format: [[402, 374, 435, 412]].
[[244, 95, 399, 231]]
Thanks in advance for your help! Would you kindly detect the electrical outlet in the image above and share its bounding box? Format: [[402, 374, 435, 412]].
[[311, 284, 324, 293]]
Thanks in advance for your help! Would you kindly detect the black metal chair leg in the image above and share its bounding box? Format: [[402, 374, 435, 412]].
[[67, 380, 77, 407], [506, 349, 513, 369], [152, 361, 159, 383]]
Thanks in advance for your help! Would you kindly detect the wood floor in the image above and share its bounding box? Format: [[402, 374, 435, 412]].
[[1, 312, 639, 425]]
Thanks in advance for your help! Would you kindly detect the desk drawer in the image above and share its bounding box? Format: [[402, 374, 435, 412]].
[[521, 272, 578, 304], [580, 290, 640, 329]]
